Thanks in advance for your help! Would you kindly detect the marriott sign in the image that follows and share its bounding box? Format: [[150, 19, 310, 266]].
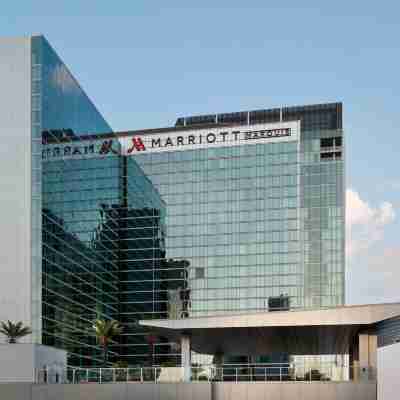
[[121, 121, 300, 155]]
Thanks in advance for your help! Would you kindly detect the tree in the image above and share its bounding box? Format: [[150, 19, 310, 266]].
[[92, 319, 123, 367], [0, 320, 32, 343]]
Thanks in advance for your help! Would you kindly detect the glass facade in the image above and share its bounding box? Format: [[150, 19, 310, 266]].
[[125, 104, 344, 366], [34, 36, 183, 367], [33, 47, 344, 369], [42, 145, 121, 366], [41, 140, 169, 366], [31, 36, 116, 366], [134, 140, 303, 315], [117, 156, 173, 366], [131, 104, 344, 319]]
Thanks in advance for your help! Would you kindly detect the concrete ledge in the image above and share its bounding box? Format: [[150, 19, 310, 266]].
[[0, 344, 67, 383], [0, 382, 376, 400], [0, 383, 32, 400]]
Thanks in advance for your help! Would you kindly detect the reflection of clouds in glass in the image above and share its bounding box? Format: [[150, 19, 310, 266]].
[[50, 64, 80, 95]]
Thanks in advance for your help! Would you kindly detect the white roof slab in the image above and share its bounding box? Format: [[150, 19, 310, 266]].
[[139, 303, 400, 355], [140, 303, 400, 331]]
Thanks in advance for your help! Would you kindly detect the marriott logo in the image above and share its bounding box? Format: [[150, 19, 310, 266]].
[[123, 126, 294, 155]]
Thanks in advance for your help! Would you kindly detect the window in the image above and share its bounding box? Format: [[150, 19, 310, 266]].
[[320, 138, 334, 148], [195, 267, 205, 279], [321, 152, 334, 160]]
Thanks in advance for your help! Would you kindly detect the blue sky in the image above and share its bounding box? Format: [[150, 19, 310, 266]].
[[2, 1, 399, 304]]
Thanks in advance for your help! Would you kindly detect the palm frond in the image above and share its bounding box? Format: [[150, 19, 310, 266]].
[[92, 319, 123, 342], [0, 320, 32, 343]]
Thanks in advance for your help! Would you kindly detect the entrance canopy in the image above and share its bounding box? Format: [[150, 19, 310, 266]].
[[139, 303, 400, 355]]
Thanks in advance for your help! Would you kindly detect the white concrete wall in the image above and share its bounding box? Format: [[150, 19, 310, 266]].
[[213, 382, 376, 400], [0, 344, 34, 382], [0, 382, 376, 400], [0, 37, 32, 338], [0, 344, 67, 383], [378, 342, 400, 400]]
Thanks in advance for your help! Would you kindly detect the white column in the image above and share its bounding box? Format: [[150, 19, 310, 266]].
[[359, 330, 377, 381], [181, 334, 191, 382], [0, 37, 34, 341]]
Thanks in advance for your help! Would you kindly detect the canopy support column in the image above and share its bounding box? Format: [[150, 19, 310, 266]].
[[181, 334, 191, 382]]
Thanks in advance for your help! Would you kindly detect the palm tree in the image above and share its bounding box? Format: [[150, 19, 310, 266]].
[[92, 319, 123, 366], [0, 320, 32, 343]]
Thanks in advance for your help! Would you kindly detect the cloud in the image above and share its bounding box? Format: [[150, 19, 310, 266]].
[[346, 188, 395, 257], [50, 64, 80, 95], [346, 189, 399, 305]]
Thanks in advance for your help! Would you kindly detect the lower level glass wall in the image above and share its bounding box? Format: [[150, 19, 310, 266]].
[[42, 150, 122, 366]]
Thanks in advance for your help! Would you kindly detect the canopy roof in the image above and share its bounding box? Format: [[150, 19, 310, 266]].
[[139, 303, 400, 355]]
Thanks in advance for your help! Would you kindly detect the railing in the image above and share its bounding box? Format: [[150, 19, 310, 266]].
[[35, 363, 376, 384]]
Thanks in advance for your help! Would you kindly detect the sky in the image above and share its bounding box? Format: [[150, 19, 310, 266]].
[[1, 1, 399, 305]]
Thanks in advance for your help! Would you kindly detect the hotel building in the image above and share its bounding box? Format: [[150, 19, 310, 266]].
[[0, 35, 344, 367]]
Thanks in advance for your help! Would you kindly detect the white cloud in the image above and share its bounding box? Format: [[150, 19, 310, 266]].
[[346, 189, 395, 257], [346, 189, 399, 305], [51, 64, 80, 94]]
